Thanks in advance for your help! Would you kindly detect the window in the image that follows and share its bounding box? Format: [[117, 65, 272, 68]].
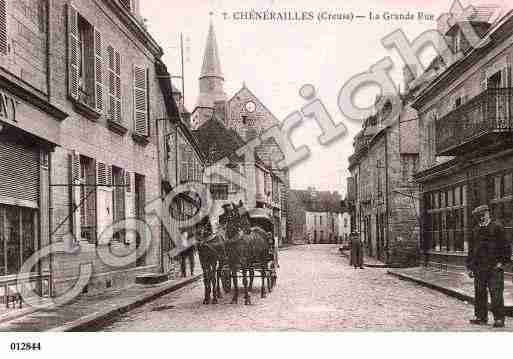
[[425, 184, 468, 252], [67, 5, 103, 113], [179, 145, 200, 183], [210, 184, 228, 200], [112, 166, 125, 241], [134, 174, 146, 267], [77, 155, 97, 244], [107, 46, 122, 124], [264, 172, 271, 198], [133, 66, 149, 136], [0, 205, 36, 276], [272, 177, 279, 202], [228, 163, 240, 193], [0, 92, 15, 123]]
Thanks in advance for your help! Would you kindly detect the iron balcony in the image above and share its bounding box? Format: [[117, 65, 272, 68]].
[[436, 87, 513, 156]]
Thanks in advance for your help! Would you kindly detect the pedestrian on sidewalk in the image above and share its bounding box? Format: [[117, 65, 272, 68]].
[[180, 231, 195, 277], [350, 232, 364, 269], [466, 204, 511, 328]]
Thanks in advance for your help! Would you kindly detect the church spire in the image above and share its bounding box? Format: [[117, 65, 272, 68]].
[[200, 21, 224, 80], [191, 20, 227, 129]]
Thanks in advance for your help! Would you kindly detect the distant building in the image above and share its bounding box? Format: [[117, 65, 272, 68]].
[[288, 188, 344, 244]]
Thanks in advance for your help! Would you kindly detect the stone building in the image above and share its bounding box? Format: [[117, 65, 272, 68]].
[[347, 88, 421, 265], [413, 7, 513, 271], [288, 188, 344, 244], [0, 0, 175, 299], [190, 22, 290, 243]]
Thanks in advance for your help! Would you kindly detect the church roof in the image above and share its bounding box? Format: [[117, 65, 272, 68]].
[[200, 22, 223, 80], [192, 117, 245, 164]]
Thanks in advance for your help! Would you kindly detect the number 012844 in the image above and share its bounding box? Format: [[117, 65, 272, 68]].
[[10, 342, 41, 351]]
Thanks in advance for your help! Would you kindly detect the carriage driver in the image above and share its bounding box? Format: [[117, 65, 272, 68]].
[[218, 203, 233, 229]]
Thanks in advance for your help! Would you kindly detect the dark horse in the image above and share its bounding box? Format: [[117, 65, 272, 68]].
[[196, 216, 227, 305], [225, 202, 274, 305]]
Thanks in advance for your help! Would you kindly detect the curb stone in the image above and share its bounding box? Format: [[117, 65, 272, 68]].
[[47, 274, 203, 332]]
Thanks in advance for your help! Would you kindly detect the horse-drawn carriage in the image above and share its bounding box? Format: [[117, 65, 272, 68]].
[[197, 203, 278, 305]]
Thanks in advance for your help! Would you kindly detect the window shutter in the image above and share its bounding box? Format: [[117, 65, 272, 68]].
[[133, 65, 148, 136], [96, 162, 112, 186], [94, 29, 103, 113], [67, 4, 79, 100], [501, 66, 510, 88], [71, 151, 80, 182], [108, 46, 122, 123], [125, 171, 131, 193], [0, 0, 7, 56]]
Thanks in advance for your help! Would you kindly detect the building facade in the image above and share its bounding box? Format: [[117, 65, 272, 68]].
[[288, 188, 344, 244], [0, 0, 174, 299], [347, 89, 421, 265], [413, 9, 513, 272]]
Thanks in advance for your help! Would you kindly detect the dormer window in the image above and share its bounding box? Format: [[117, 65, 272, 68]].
[[454, 30, 462, 53], [120, 0, 133, 11]]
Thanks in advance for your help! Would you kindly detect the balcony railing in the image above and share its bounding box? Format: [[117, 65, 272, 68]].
[[436, 88, 513, 155]]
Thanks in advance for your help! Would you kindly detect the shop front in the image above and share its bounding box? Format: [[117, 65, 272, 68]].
[[418, 151, 513, 272], [0, 87, 63, 307]]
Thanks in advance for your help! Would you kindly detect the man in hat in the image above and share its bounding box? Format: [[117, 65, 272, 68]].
[[218, 203, 233, 228], [466, 204, 511, 328]]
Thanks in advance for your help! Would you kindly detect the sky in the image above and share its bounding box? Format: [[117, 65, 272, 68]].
[[140, 0, 509, 195]]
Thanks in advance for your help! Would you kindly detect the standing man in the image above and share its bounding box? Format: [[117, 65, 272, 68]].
[[218, 203, 233, 229], [466, 205, 511, 328], [350, 232, 364, 269]]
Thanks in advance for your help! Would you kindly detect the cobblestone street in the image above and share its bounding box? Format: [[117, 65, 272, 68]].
[[100, 245, 513, 331]]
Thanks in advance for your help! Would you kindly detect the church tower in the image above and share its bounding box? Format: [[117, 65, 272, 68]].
[[191, 22, 227, 129]]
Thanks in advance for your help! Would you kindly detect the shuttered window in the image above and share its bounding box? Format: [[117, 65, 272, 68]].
[[67, 5, 102, 112], [0, 0, 7, 56], [112, 166, 125, 224], [125, 171, 131, 193], [179, 144, 188, 183], [67, 4, 79, 100], [94, 29, 103, 113], [96, 162, 112, 186], [133, 66, 149, 136], [107, 45, 122, 123]]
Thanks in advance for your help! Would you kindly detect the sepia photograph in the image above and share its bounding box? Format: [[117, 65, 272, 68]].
[[0, 0, 513, 355]]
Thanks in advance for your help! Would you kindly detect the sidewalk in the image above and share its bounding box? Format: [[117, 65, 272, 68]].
[[388, 267, 513, 315], [338, 249, 388, 268], [0, 273, 202, 332]]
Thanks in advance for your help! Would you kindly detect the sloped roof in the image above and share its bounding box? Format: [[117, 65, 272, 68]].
[[193, 116, 244, 163], [289, 189, 344, 213]]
